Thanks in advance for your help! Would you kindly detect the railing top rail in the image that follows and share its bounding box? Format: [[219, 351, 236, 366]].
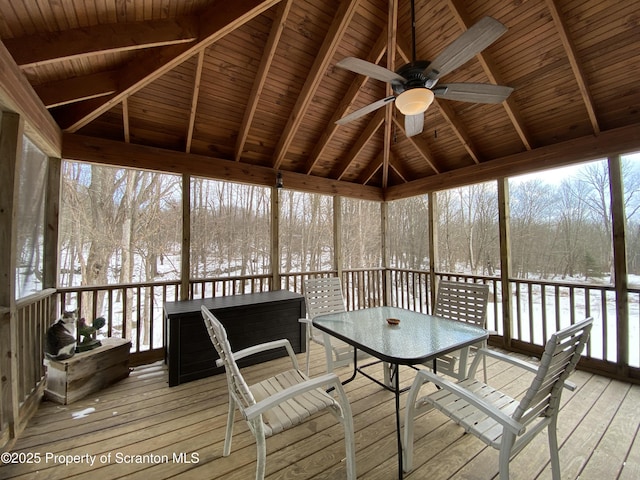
[[15, 288, 57, 309]]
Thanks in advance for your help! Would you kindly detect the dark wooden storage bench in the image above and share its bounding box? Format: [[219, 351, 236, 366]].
[[163, 290, 306, 386]]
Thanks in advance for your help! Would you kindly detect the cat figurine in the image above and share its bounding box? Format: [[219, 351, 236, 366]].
[[45, 310, 78, 360]]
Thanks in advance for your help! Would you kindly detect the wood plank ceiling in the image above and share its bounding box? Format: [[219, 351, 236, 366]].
[[1, 0, 639, 200]]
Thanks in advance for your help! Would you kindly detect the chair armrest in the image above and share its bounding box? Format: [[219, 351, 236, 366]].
[[413, 369, 526, 436], [476, 348, 539, 374], [243, 372, 344, 420], [215, 339, 299, 370], [471, 348, 576, 390]]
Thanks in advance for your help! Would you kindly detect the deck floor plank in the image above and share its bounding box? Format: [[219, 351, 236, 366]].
[[1, 344, 638, 480]]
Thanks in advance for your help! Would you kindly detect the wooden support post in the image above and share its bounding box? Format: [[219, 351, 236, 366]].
[[0, 111, 23, 442], [381, 201, 391, 306], [180, 174, 190, 300], [333, 195, 343, 280], [497, 178, 513, 348], [271, 185, 281, 290], [428, 192, 438, 312], [609, 155, 629, 377], [44, 156, 61, 323]]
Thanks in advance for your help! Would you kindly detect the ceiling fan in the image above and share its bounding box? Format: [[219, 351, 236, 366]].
[[335, 0, 514, 137]]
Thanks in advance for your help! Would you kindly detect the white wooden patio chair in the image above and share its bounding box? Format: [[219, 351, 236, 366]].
[[428, 280, 491, 381], [201, 306, 356, 480], [404, 316, 593, 479], [299, 277, 354, 375]]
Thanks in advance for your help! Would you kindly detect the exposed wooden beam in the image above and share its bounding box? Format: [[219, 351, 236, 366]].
[[385, 123, 640, 200], [332, 109, 385, 180], [62, 133, 384, 202], [383, 0, 399, 188], [435, 99, 482, 163], [185, 50, 205, 153], [122, 98, 130, 143], [3, 17, 198, 67], [236, 0, 293, 161], [304, 32, 387, 175], [545, 0, 600, 134], [447, 0, 534, 150], [389, 152, 411, 182], [272, 0, 361, 170], [393, 116, 439, 173], [55, 0, 280, 133], [0, 41, 61, 156], [34, 71, 118, 108], [359, 151, 384, 185]]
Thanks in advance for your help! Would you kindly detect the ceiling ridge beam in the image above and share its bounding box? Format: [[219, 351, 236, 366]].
[[332, 108, 385, 180], [272, 0, 362, 170], [56, 0, 280, 133], [4, 17, 199, 67], [236, 0, 293, 161], [545, 0, 600, 135], [447, 0, 534, 151], [304, 32, 388, 175]]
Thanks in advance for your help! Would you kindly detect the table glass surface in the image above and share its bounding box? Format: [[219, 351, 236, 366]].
[[313, 306, 488, 365]]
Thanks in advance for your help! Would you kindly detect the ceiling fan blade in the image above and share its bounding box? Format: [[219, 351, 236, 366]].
[[336, 96, 396, 125], [433, 83, 513, 103], [424, 16, 507, 80], [405, 113, 424, 137], [336, 57, 406, 84]]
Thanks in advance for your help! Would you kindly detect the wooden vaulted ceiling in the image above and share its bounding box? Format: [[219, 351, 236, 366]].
[[1, 0, 640, 201]]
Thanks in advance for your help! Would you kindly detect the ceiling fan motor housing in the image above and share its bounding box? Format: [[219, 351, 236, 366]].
[[392, 61, 438, 94]]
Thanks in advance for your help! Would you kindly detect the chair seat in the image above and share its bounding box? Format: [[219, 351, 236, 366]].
[[250, 369, 339, 437], [422, 378, 519, 448]]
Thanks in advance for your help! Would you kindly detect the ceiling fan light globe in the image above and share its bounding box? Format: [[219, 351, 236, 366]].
[[395, 88, 435, 115]]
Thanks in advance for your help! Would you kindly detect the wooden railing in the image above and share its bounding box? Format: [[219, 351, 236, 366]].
[[2, 266, 636, 451], [51, 269, 637, 380], [1, 289, 56, 447]]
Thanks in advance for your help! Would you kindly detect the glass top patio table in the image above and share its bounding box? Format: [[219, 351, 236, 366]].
[[313, 306, 488, 480], [312, 306, 488, 365]]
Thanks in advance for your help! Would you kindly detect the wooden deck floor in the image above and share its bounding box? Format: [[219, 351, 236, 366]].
[[1, 344, 639, 480]]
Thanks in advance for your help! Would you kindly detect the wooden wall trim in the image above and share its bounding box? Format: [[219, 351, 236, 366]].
[[62, 133, 384, 202], [385, 124, 640, 200]]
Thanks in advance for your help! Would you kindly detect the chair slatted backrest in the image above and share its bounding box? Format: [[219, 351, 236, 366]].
[[201, 306, 256, 412], [304, 277, 346, 319], [514, 317, 593, 425], [434, 280, 489, 327]]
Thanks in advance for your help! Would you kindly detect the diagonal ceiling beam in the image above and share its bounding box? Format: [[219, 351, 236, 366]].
[[304, 32, 388, 175], [545, 0, 600, 134], [236, 0, 293, 161], [34, 71, 118, 108], [435, 99, 482, 163], [55, 0, 281, 133], [393, 116, 439, 174], [332, 108, 385, 180], [272, 0, 361, 170], [4, 17, 199, 67], [447, 0, 533, 150], [185, 50, 205, 153], [359, 151, 384, 185]]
